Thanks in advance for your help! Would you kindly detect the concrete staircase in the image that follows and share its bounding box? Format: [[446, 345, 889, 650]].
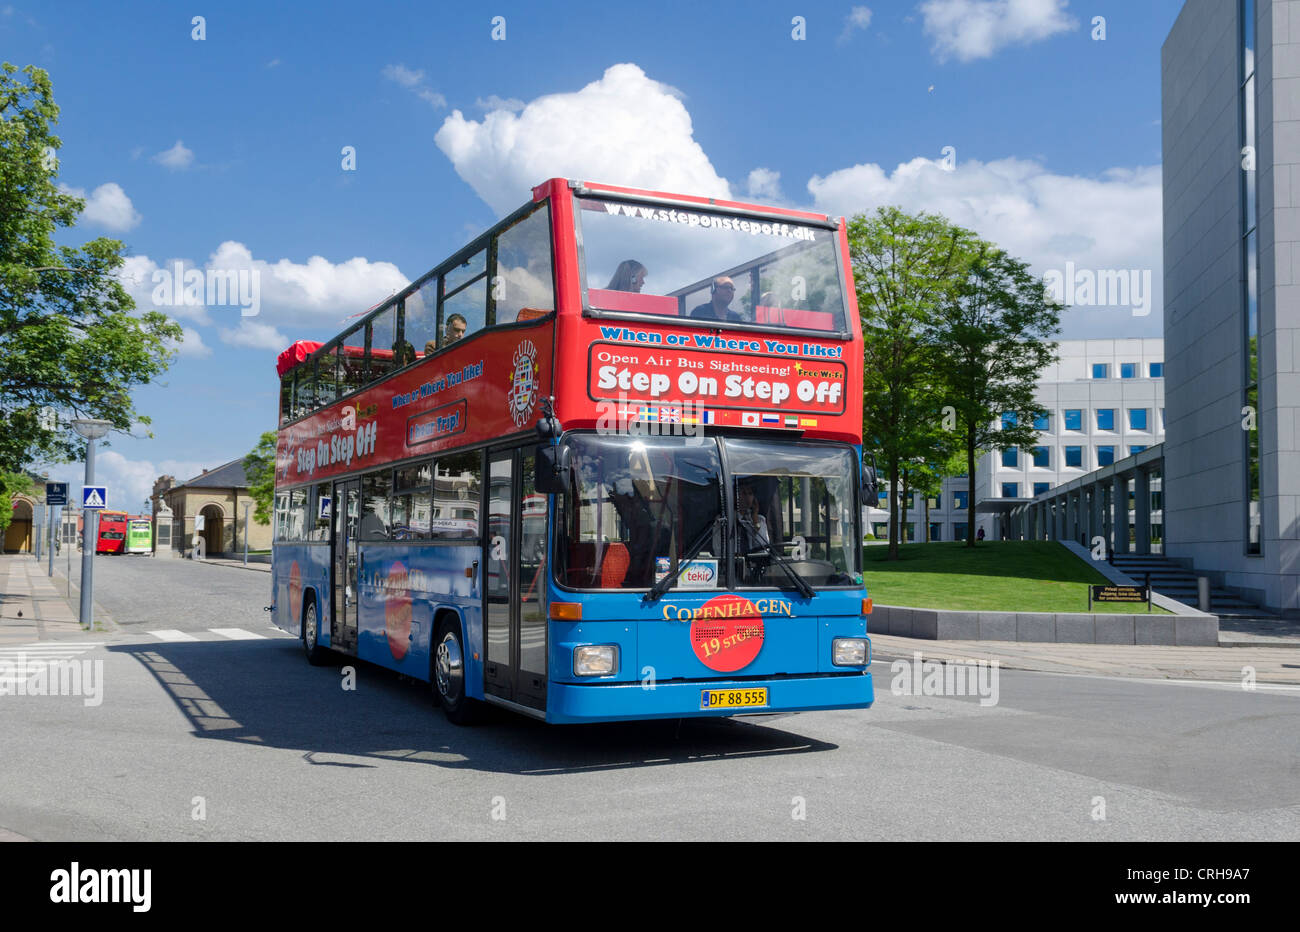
[[1109, 553, 1275, 618]]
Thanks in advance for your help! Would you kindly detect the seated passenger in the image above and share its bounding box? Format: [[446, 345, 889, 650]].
[[689, 277, 743, 323], [444, 313, 468, 343], [735, 480, 770, 554], [606, 260, 647, 293]]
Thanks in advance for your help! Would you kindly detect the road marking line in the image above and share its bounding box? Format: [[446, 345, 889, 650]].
[[209, 628, 266, 640], [149, 630, 199, 642]]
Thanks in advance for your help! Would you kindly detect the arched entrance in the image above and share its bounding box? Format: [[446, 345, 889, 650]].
[[5, 499, 34, 553], [199, 504, 225, 555]]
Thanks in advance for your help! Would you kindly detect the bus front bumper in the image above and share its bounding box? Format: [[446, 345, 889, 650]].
[[546, 671, 872, 724]]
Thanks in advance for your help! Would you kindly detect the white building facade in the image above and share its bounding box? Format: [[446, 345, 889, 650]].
[[867, 339, 1165, 541]]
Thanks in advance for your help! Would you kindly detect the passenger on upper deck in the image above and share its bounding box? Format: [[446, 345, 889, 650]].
[[689, 277, 743, 323], [606, 259, 647, 293], [444, 313, 468, 343]]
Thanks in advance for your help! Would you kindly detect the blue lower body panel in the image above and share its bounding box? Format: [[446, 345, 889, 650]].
[[546, 671, 873, 724]]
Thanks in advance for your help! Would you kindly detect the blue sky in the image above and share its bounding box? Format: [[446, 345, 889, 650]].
[[3, 0, 1185, 511]]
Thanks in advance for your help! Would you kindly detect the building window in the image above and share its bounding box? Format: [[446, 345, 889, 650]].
[[953, 491, 968, 510], [1033, 413, 1050, 431], [872, 522, 888, 539], [1065, 446, 1083, 468], [1002, 483, 1019, 498], [1001, 412, 1017, 429], [1130, 445, 1146, 456], [1149, 362, 1163, 378], [1033, 482, 1051, 496], [1241, 0, 1261, 554], [1128, 408, 1148, 431], [1120, 362, 1137, 379], [877, 490, 887, 507], [1096, 409, 1115, 431], [929, 522, 942, 541], [1064, 409, 1082, 431], [1001, 447, 1018, 468], [1092, 363, 1109, 379], [1097, 446, 1116, 467], [1160, 408, 1165, 429], [1032, 446, 1050, 468], [954, 523, 969, 541]]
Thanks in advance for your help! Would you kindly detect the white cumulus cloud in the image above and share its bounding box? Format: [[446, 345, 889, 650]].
[[60, 182, 141, 231], [435, 63, 731, 216], [219, 320, 289, 351], [839, 6, 873, 43], [746, 168, 782, 202], [806, 155, 1162, 333], [920, 0, 1076, 63], [153, 140, 195, 170], [169, 327, 212, 358], [43, 453, 210, 519]]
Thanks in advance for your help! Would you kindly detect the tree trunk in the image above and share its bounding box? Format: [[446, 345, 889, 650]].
[[966, 425, 977, 547], [900, 468, 910, 547], [887, 456, 900, 560]]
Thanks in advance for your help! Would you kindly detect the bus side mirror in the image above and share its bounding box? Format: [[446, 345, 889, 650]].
[[862, 462, 878, 502], [535, 444, 570, 495]]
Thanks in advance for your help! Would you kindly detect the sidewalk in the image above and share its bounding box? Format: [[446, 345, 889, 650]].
[[0, 552, 106, 645], [870, 633, 1300, 685]]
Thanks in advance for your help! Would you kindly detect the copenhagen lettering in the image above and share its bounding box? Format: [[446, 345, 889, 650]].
[[49, 862, 152, 912], [663, 599, 793, 621]]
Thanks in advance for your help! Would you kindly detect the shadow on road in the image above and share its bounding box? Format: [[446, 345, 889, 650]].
[[111, 640, 838, 775]]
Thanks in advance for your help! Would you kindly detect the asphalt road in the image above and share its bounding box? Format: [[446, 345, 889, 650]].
[[3, 555, 1297, 841]]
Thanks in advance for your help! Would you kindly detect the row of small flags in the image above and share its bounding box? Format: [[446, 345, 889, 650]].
[[621, 405, 817, 428]]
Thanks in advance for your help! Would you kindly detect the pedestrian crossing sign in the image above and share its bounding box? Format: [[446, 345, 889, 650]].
[[82, 486, 107, 509]]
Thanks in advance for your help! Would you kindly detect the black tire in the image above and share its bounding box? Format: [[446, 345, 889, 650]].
[[432, 617, 479, 725], [302, 595, 330, 666]]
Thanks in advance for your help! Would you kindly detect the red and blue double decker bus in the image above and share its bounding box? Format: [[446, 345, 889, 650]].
[[271, 178, 876, 724]]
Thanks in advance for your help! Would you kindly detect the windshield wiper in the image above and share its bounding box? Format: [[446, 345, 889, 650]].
[[643, 515, 723, 603], [737, 516, 816, 598]]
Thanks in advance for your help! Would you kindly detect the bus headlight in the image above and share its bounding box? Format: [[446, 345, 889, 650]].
[[573, 645, 619, 676], [833, 638, 869, 666]]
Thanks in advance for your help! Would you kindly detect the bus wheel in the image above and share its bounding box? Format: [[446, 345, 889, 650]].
[[433, 619, 478, 725], [302, 597, 329, 666]]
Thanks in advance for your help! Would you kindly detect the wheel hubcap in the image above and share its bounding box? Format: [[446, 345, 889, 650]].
[[305, 605, 316, 649], [435, 632, 463, 699]]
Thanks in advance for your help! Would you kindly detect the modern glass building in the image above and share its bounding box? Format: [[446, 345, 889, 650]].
[[1161, 0, 1298, 614]]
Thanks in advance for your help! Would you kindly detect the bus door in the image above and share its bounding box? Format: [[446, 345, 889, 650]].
[[332, 478, 360, 652], [483, 448, 548, 711]]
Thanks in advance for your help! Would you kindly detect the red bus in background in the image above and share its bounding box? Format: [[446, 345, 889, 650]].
[[95, 510, 128, 554]]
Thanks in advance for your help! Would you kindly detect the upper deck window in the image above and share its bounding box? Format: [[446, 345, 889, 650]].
[[577, 197, 847, 334]]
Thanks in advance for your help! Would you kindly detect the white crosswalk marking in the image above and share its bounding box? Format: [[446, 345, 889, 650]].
[[149, 629, 199, 642], [209, 628, 266, 640]]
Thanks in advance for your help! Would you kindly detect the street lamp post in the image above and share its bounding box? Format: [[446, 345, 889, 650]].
[[243, 502, 250, 567], [72, 418, 112, 630]]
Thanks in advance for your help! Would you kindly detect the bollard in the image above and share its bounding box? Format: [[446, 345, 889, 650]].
[[1197, 577, 1210, 612]]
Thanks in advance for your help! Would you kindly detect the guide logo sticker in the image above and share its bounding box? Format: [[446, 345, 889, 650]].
[[689, 594, 765, 672], [508, 339, 540, 427]]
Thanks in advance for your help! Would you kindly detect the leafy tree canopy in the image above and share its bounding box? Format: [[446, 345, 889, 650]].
[[243, 431, 277, 526], [0, 63, 181, 472]]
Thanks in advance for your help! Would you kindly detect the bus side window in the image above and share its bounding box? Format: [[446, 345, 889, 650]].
[[361, 470, 392, 540], [404, 278, 440, 360], [494, 206, 554, 325], [431, 451, 481, 539], [442, 249, 487, 339]]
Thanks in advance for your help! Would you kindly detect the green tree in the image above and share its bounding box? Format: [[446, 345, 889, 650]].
[[848, 207, 971, 559], [243, 431, 277, 525], [933, 241, 1060, 546], [1, 63, 181, 471]]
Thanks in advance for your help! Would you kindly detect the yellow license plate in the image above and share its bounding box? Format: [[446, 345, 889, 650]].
[[700, 688, 768, 710]]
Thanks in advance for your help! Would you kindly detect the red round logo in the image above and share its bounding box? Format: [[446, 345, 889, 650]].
[[689, 595, 765, 672], [385, 560, 412, 660]]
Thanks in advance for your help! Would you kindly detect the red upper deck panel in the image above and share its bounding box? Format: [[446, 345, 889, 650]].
[[275, 179, 862, 487]]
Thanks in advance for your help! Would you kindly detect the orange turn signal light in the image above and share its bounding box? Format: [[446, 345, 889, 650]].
[[861, 598, 873, 615], [549, 602, 582, 621]]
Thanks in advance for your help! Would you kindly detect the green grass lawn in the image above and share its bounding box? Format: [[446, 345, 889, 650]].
[[863, 541, 1170, 614]]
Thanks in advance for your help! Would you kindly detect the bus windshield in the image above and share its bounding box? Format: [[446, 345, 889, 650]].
[[555, 434, 860, 591], [578, 196, 848, 333], [556, 434, 723, 590]]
